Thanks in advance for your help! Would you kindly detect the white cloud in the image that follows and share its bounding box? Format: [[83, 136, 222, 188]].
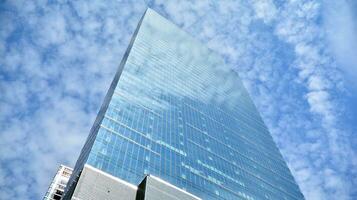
[[323, 0, 357, 79], [270, 1, 356, 199], [252, 0, 277, 24], [37, 12, 68, 46], [0, 1, 146, 199], [0, 0, 356, 200]]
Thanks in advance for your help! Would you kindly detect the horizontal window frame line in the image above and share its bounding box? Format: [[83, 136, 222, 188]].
[[187, 139, 301, 200], [100, 125, 160, 156]]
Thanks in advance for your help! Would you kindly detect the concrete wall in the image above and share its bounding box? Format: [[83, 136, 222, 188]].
[[143, 176, 200, 200], [71, 165, 138, 200], [69, 164, 200, 200]]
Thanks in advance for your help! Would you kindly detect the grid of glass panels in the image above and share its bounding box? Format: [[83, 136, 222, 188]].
[[84, 9, 304, 200]]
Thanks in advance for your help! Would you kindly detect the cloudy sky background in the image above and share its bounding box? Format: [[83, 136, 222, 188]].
[[0, 0, 356, 199]]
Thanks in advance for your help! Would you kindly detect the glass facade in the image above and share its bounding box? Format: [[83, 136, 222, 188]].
[[68, 8, 304, 200]]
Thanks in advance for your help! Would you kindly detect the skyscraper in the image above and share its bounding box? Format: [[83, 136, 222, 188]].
[[63, 8, 304, 200]]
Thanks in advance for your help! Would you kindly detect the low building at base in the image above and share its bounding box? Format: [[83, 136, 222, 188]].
[[43, 165, 73, 200]]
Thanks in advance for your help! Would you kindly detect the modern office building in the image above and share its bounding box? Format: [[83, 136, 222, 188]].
[[63, 8, 304, 200], [43, 165, 72, 200]]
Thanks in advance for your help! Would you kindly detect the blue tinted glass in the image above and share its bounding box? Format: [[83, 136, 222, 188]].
[[76, 8, 304, 200]]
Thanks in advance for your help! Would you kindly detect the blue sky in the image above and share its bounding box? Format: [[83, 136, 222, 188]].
[[0, 0, 356, 199]]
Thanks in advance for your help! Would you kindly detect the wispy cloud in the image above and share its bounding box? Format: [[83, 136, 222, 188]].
[[0, 0, 356, 199], [263, 0, 356, 199], [323, 0, 357, 78], [0, 1, 146, 199]]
